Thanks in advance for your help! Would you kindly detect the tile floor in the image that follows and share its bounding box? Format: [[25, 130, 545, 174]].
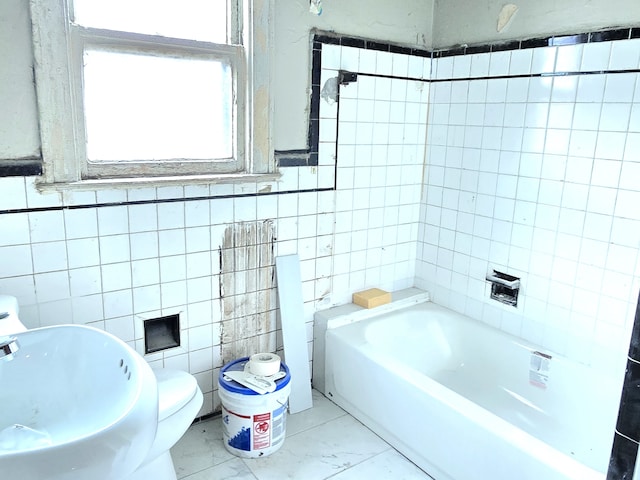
[[171, 389, 434, 479]]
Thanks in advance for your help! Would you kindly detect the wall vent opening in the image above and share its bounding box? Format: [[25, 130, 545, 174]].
[[144, 314, 180, 354]]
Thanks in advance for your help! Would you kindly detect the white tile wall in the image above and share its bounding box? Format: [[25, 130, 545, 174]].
[[318, 46, 429, 306], [0, 174, 335, 416], [0, 41, 429, 415], [419, 39, 640, 372], [3, 36, 639, 417]]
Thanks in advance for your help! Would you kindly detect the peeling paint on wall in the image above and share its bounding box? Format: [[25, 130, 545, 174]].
[[254, 85, 270, 163], [220, 220, 277, 364], [310, 0, 323, 16], [497, 4, 519, 33], [321, 77, 339, 105]]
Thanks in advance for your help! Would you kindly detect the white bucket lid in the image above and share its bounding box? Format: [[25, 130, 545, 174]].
[[154, 368, 199, 421]]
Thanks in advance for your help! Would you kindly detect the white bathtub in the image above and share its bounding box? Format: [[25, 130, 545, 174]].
[[313, 290, 622, 480]]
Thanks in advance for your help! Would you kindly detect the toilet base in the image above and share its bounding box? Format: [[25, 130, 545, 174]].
[[125, 451, 177, 480]]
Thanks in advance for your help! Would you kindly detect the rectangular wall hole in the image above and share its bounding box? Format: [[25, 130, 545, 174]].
[[144, 314, 180, 354], [491, 282, 519, 307], [487, 270, 520, 307]]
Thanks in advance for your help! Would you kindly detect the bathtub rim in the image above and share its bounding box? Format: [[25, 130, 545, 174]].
[[312, 287, 430, 394]]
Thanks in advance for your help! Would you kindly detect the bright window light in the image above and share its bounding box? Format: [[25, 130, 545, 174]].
[[83, 49, 233, 163], [73, 0, 228, 43]]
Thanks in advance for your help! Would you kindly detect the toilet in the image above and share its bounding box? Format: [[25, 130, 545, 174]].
[[0, 295, 203, 480]]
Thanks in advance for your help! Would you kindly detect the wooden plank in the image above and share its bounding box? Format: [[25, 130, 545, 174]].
[[275, 254, 313, 413]]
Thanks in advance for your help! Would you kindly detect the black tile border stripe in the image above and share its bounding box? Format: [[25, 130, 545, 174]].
[[7, 27, 638, 177], [550, 33, 590, 46], [285, 27, 640, 182], [433, 26, 640, 58], [608, 431, 639, 479], [275, 35, 329, 168], [616, 357, 640, 442], [311, 30, 431, 57], [278, 30, 432, 169], [0, 159, 43, 177], [0, 186, 335, 215], [343, 70, 429, 84], [591, 28, 633, 43], [429, 68, 640, 84], [608, 291, 640, 479]]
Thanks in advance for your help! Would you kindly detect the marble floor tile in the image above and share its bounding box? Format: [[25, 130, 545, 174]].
[[181, 457, 257, 480], [172, 390, 433, 480], [328, 449, 434, 479], [171, 415, 235, 478], [244, 414, 390, 480], [285, 389, 347, 436]]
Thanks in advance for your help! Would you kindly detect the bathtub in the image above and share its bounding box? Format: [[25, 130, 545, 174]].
[[313, 289, 622, 480]]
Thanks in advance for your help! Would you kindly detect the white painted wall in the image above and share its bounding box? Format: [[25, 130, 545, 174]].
[[433, 0, 640, 49], [0, 0, 40, 159], [0, 0, 434, 161], [273, 0, 434, 150], [8, 0, 639, 156]]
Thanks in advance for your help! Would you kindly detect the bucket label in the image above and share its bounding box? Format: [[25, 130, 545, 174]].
[[271, 403, 286, 441], [222, 400, 288, 454], [529, 351, 551, 388], [223, 407, 251, 451], [253, 413, 271, 450]]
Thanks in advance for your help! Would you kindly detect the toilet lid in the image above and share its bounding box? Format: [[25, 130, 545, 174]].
[[0, 295, 18, 315], [154, 369, 199, 421], [0, 295, 26, 335]]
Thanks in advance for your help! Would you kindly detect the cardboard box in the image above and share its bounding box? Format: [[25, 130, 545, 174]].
[[352, 288, 391, 309]]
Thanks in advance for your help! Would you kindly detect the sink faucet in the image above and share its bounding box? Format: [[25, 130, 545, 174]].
[[0, 335, 19, 361]]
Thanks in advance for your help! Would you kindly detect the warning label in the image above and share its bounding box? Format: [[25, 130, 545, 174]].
[[253, 412, 271, 450], [222, 401, 288, 455], [529, 351, 551, 388]]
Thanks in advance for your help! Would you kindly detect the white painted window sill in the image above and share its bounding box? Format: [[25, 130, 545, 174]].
[[36, 172, 282, 194]]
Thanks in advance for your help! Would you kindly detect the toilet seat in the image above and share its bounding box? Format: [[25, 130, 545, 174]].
[[154, 369, 199, 421]]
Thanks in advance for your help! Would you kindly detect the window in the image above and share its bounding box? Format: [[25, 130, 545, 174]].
[[30, 0, 272, 185]]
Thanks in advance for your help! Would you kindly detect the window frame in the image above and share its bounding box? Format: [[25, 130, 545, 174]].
[[30, 0, 273, 187]]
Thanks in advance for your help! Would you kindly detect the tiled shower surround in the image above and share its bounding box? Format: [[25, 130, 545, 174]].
[[419, 37, 640, 373], [0, 31, 639, 424]]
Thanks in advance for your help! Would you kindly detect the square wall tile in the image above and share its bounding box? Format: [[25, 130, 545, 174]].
[[69, 266, 102, 296], [103, 289, 133, 319], [35, 271, 70, 303], [609, 39, 640, 70], [0, 177, 27, 210], [0, 245, 34, 277], [97, 206, 129, 236], [100, 234, 131, 264], [580, 42, 612, 71], [102, 262, 132, 292], [129, 204, 158, 233], [0, 213, 30, 247], [71, 294, 104, 324], [31, 241, 68, 273], [64, 208, 98, 239], [29, 210, 65, 243]]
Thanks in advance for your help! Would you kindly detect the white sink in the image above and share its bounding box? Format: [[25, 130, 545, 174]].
[[0, 325, 158, 480]]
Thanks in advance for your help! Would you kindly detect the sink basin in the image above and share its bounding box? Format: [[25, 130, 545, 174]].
[[0, 325, 158, 480]]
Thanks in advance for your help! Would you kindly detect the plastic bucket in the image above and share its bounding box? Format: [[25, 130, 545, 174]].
[[218, 357, 291, 458]]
